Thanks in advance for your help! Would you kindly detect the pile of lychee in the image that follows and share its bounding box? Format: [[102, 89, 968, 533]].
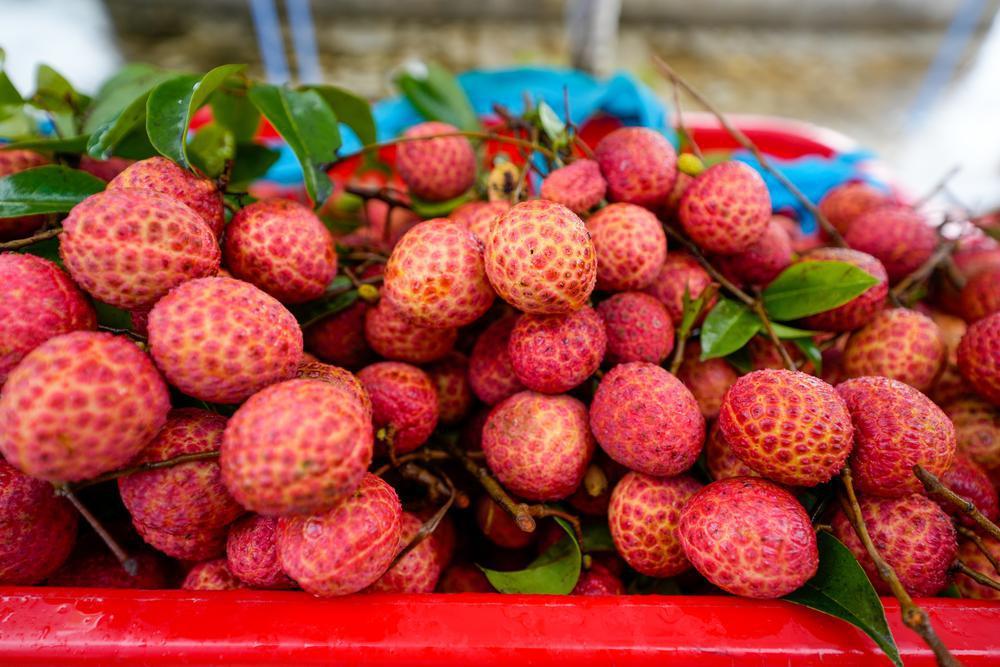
[[2, 117, 999, 605]]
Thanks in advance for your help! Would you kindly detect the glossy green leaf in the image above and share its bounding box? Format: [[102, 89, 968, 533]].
[[3, 135, 90, 153], [248, 84, 340, 206], [32, 64, 88, 136], [0, 69, 23, 106], [793, 337, 823, 375], [228, 143, 281, 187], [409, 191, 474, 218], [700, 298, 760, 360], [785, 532, 901, 667], [146, 64, 246, 168], [188, 123, 235, 178], [482, 517, 581, 594], [0, 166, 104, 218], [210, 88, 259, 141], [394, 61, 480, 132], [307, 85, 376, 145], [767, 322, 818, 339], [763, 260, 879, 321], [84, 64, 175, 134], [87, 90, 153, 159]]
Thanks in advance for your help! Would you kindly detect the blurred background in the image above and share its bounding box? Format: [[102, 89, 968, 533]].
[[0, 0, 998, 208]]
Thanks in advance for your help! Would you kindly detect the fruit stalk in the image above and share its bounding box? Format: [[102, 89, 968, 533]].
[[54, 484, 138, 576], [956, 526, 1000, 573], [915, 464, 1000, 543], [890, 238, 959, 304], [751, 295, 796, 371], [72, 451, 221, 491], [652, 55, 846, 248], [389, 471, 457, 569], [953, 560, 1000, 592], [0, 226, 62, 250], [838, 468, 960, 667], [447, 442, 536, 533]]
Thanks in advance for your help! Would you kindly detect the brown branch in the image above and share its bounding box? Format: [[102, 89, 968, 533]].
[[890, 239, 958, 302], [73, 451, 220, 490], [373, 449, 453, 477], [954, 560, 1000, 592], [389, 469, 457, 569], [97, 325, 147, 343], [957, 526, 1000, 574], [751, 297, 796, 371], [839, 468, 960, 667], [446, 441, 536, 533], [527, 505, 584, 548], [915, 464, 1000, 543], [652, 55, 846, 248], [55, 485, 138, 576], [0, 226, 62, 250]]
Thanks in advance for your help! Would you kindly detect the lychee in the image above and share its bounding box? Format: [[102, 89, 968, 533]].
[[937, 455, 999, 528], [507, 306, 606, 394], [226, 514, 296, 589], [594, 127, 677, 208], [0, 149, 50, 241], [960, 266, 1000, 323], [608, 471, 702, 577], [572, 561, 624, 596], [357, 361, 438, 454], [643, 252, 716, 325], [585, 203, 666, 292], [468, 314, 525, 405], [278, 472, 403, 597], [676, 341, 738, 419], [597, 292, 675, 365], [540, 159, 607, 214], [831, 493, 956, 597], [844, 205, 936, 283], [679, 477, 818, 598], [221, 378, 372, 515], [147, 276, 303, 404], [368, 512, 443, 593], [60, 189, 221, 309], [222, 198, 336, 304], [678, 161, 771, 255], [484, 200, 597, 314], [719, 369, 853, 487], [448, 200, 509, 244], [590, 362, 705, 477], [0, 459, 77, 584], [714, 217, 793, 286], [799, 248, 888, 332], [296, 360, 372, 418], [944, 396, 1000, 485], [395, 121, 476, 201], [383, 218, 495, 328], [304, 301, 373, 369], [135, 520, 226, 561], [182, 559, 244, 590], [837, 376, 956, 497], [705, 421, 760, 481], [0, 331, 170, 482], [817, 182, 890, 237], [842, 308, 946, 391], [955, 535, 1000, 600], [482, 391, 595, 501], [475, 495, 532, 549], [958, 312, 1000, 405], [0, 253, 96, 385], [364, 298, 456, 364], [426, 351, 473, 424]]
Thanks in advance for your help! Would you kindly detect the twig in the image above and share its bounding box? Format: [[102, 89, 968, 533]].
[[839, 468, 959, 667], [332, 129, 558, 165], [669, 77, 703, 161], [397, 462, 469, 509], [751, 296, 796, 371], [957, 526, 1000, 574], [373, 449, 453, 476], [663, 225, 754, 306], [389, 468, 457, 569], [73, 451, 220, 490], [915, 465, 1000, 543], [890, 238, 958, 301], [527, 505, 584, 548], [447, 441, 536, 533], [0, 226, 62, 250], [97, 325, 147, 343], [55, 485, 138, 576], [954, 560, 1000, 592], [345, 184, 411, 210], [915, 165, 961, 209], [652, 55, 846, 248]]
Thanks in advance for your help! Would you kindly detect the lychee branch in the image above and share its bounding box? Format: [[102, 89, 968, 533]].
[[54, 484, 138, 577], [72, 451, 221, 490], [956, 526, 1000, 574], [0, 226, 63, 250], [446, 442, 536, 533], [914, 464, 1000, 543], [838, 468, 960, 667], [651, 55, 847, 249], [953, 560, 1000, 593]]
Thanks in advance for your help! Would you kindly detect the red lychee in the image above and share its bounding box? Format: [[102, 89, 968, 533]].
[[958, 312, 1000, 405], [507, 306, 606, 394], [226, 514, 296, 589], [842, 308, 946, 391], [960, 266, 1000, 323], [643, 252, 716, 325], [468, 314, 525, 405], [296, 360, 372, 418], [714, 217, 793, 286], [426, 351, 473, 424], [438, 562, 493, 592], [799, 248, 889, 332], [817, 182, 890, 237], [944, 396, 1000, 485], [368, 512, 443, 593], [586, 203, 666, 291], [395, 121, 476, 201], [676, 341, 738, 419], [679, 161, 771, 255], [47, 547, 169, 589], [937, 455, 999, 528], [358, 361, 439, 454], [594, 127, 677, 209], [572, 561, 624, 596], [304, 301, 373, 370], [364, 298, 456, 364], [182, 559, 244, 590], [844, 205, 936, 283], [955, 535, 1000, 600], [540, 159, 607, 214], [705, 421, 760, 481], [135, 520, 226, 561], [597, 292, 675, 365]]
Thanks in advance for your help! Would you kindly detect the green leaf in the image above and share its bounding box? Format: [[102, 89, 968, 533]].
[[228, 143, 280, 187], [187, 123, 235, 178], [110, 126, 158, 160], [678, 284, 715, 343], [0, 166, 104, 218], [793, 337, 823, 375], [784, 532, 901, 667], [3, 135, 90, 153], [84, 64, 176, 134], [763, 261, 880, 321], [394, 61, 480, 132], [248, 84, 340, 206], [700, 298, 760, 360], [409, 191, 474, 218], [725, 346, 753, 374], [307, 85, 376, 146], [32, 64, 88, 136], [768, 322, 819, 339], [481, 517, 581, 594], [581, 522, 615, 553], [210, 89, 259, 141], [146, 64, 246, 168], [537, 101, 567, 146], [87, 90, 154, 159], [0, 69, 23, 106]]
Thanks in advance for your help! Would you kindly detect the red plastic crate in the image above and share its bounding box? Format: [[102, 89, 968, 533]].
[[0, 115, 987, 665]]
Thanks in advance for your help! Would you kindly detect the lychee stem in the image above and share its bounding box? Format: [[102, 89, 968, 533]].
[[652, 55, 847, 249], [446, 442, 537, 533], [956, 526, 1000, 574], [915, 464, 1000, 544], [390, 469, 457, 569], [890, 238, 959, 306], [54, 484, 139, 577], [71, 451, 221, 491], [953, 560, 1000, 592], [751, 296, 797, 371], [838, 468, 961, 667], [0, 226, 62, 250]]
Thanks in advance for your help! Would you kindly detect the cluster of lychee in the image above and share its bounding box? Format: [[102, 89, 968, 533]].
[[2, 114, 1000, 602]]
